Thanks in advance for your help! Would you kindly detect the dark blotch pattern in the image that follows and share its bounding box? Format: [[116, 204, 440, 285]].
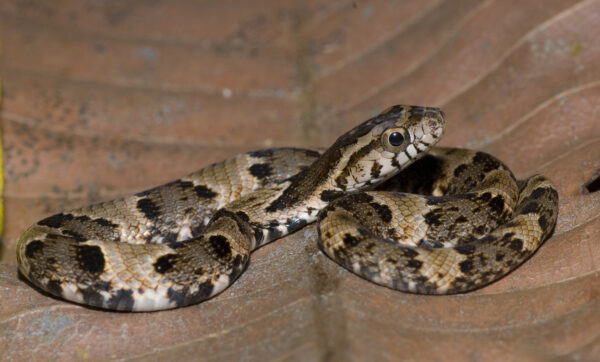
[[519, 201, 540, 215], [194, 185, 217, 199], [370, 202, 392, 223], [488, 195, 505, 215], [538, 215, 548, 230], [509, 239, 523, 252], [456, 216, 468, 223], [178, 180, 194, 189], [45, 280, 64, 297], [235, 211, 250, 222], [402, 248, 419, 258], [248, 149, 273, 158], [474, 225, 487, 235], [25, 240, 45, 258], [267, 227, 283, 241], [209, 235, 232, 259], [343, 233, 360, 248], [351, 193, 375, 204], [93, 218, 118, 228], [320, 190, 344, 202], [386, 257, 398, 264], [453, 164, 468, 177], [474, 152, 503, 173], [266, 199, 286, 212], [254, 229, 265, 245], [249, 163, 274, 179], [529, 187, 548, 200], [80, 281, 111, 307], [334, 140, 378, 189], [137, 198, 161, 220], [370, 162, 383, 178], [459, 260, 474, 273], [454, 244, 476, 255], [167, 280, 214, 306], [198, 281, 215, 297], [105, 289, 135, 310], [285, 218, 308, 234], [76, 245, 105, 274], [406, 259, 422, 270], [63, 230, 87, 243], [478, 192, 492, 202], [154, 254, 178, 274], [38, 213, 74, 228], [423, 210, 443, 227]]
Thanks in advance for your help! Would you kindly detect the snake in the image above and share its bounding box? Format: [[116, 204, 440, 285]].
[[16, 105, 559, 311]]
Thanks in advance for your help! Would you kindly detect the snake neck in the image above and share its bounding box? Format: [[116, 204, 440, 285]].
[[233, 105, 445, 250], [247, 143, 392, 249]]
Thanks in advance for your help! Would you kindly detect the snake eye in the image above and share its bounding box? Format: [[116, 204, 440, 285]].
[[381, 128, 409, 152], [388, 132, 404, 146]]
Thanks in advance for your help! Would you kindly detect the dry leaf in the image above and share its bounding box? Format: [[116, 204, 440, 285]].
[[1, 0, 599, 360]]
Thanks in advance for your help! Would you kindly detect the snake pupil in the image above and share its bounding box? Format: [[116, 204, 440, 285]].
[[388, 132, 404, 146]]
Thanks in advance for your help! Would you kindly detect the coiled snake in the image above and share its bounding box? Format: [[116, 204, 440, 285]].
[[17, 105, 558, 311]]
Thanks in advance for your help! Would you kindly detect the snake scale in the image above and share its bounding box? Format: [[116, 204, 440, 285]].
[[17, 105, 558, 311]]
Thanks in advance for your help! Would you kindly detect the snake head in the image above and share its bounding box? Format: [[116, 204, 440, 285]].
[[329, 105, 446, 191]]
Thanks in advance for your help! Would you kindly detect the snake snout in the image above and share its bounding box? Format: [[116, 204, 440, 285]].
[[422, 108, 445, 140]]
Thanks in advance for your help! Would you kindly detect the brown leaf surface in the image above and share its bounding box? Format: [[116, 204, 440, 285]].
[[1, 0, 599, 360]]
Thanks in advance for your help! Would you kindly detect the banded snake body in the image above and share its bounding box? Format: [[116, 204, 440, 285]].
[[17, 105, 558, 311]]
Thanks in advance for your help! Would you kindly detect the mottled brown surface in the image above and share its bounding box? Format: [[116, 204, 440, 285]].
[[0, 0, 599, 361]]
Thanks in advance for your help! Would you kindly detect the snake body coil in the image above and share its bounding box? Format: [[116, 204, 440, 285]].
[[16, 105, 558, 311]]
